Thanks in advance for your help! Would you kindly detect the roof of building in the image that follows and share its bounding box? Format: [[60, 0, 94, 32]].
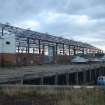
[[0, 23, 100, 49], [71, 56, 89, 63]]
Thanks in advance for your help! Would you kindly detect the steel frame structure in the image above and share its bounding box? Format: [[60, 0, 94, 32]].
[[0, 23, 103, 65]]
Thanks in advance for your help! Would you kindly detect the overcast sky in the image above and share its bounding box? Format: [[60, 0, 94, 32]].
[[0, 0, 105, 51]]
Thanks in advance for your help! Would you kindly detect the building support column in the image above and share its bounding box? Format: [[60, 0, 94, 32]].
[[38, 40, 41, 64], [27, 38, 30, 54], [73, 46, 76, 55], [94, 69, 97, 80], [69, 45, 71, 56], [42, 44, 45, 64], [91, 70, 93, 82], [66, 73, 70, 85], [101, 67, 104, 76], [38, 39, 41, 55], [89, 70, 92, 82], [63, 43, 65, 55], [100, 68, 103, 76], [42, 44, 45, 55], [20, 76, 24, 85], [55, 73, 58, 85], [103, 67, 105, 76], [96, 69, 99, 78], [20, 79, 23, 85], [54, 43, 58, 64], [40, 76, 44, 85], [17, 46, 19, 53], [99, 68, 102, 76], [55, 43, 58, 55], [98, 69, 101, 76], [75, 72, 79, 85], [83, 71, 87, 84], [85, 48, 88, 54], [82, 48, 85, 55]]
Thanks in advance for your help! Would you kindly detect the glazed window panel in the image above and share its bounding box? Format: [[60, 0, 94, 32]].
[[33, 46, 39, 54], [57, 44, 63, 55], [64, 45, 69, 55], [17, 46, 27, 53], [44, 46, 48, 55]]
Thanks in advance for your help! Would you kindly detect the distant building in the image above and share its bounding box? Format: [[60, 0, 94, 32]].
[[0, 23, 103, 66], [71, 56, 89, 63]]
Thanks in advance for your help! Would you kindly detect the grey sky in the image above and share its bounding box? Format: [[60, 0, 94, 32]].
[[0, 0, 105, 51]]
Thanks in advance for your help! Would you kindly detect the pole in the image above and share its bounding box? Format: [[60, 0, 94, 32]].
[[66, 73, 69, 85], [69, 45, 71, 56], [75, 72, 79, 85], [55, 73, 58, 85], [39, 39, 41, 55], [83, 71, 86, 83], [27, 38, 30, 54], [63, 43, 65, 55], [74, 46, 76, 55]]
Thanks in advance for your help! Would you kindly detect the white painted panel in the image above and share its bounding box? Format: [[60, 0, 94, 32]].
[[0, 38, 3, 53], [0, 33, 16, 53]]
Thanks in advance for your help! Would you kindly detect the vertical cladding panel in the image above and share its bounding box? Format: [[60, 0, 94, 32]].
[[0, 33, 16, 66], [0, 38, 2, 64], [0, 39, 2, 53], [3, 34, 16, 54]]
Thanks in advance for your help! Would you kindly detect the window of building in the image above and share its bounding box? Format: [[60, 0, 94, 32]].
[[6, 41, 10, 45]]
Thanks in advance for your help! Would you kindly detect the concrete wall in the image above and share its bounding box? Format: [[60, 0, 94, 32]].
[[0, 33, 16, 66], [0, 38, 2, 53], [0, 33, 16, 53]]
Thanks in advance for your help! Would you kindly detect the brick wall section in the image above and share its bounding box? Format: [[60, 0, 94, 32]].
[[0, 53, 72, 66], [54, 55, 72, 64], [16, 53, 43, 65], [0, 53, 43, 66], [0, 53, 16, 66]]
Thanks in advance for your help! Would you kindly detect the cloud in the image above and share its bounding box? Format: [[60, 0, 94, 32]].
[[14, 20, 40, 30], [0, 0, 105, 51]]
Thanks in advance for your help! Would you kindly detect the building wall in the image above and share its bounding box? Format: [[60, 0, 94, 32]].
[[0, 53, 16, 65], [0, 33, 16, 66], [0, 33, 16, 53], [0, 38, 3, 53]]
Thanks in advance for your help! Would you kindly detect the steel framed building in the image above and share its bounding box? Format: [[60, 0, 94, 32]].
[[0, 23, 103, 66]]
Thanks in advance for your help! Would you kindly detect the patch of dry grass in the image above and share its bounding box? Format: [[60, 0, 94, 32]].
[[0, 86, 105, 105]]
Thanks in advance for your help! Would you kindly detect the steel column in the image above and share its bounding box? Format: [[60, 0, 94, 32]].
[[75, 72, 79, 85], [66, 73, 70, 85], [27, 38, 30, 53], [55, 73, 58, 85]]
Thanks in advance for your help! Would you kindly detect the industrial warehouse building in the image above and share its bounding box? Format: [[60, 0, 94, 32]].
[[0, 23, 103, 66]]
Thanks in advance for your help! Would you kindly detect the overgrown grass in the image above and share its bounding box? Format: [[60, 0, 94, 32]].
[[0, 86, 105, 105]]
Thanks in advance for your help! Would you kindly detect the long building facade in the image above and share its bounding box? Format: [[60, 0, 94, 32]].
[[0, 23, 103, 66]]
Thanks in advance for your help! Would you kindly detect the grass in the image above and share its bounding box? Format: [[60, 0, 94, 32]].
[[0, 86, 105, 105]]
